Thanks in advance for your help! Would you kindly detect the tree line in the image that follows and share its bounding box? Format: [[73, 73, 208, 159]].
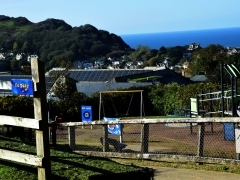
[[0, 82, 222, 122]]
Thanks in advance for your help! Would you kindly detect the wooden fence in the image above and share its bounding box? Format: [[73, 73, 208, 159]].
[[0, 59, 51, 180]]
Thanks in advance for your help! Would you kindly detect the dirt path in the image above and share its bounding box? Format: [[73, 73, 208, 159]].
[[152, 167, 240, 180]]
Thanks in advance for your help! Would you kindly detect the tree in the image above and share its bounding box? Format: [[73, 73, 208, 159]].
[[11, 59, 19, 69], [129, 45, 152, 62], [13, 42, 18, 51], [147, 56, 158, 66], [158, 46, 167, 56], [22, 41, 32, 53], [188, 44, 227, 83], [166, 46, 186, 65], [50, 62, 77, 100]]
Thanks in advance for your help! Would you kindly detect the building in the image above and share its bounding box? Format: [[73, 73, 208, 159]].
[[0, 68, 193, 97]]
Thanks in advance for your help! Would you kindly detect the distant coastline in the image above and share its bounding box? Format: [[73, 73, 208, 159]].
[[120, 27, 240, 49]]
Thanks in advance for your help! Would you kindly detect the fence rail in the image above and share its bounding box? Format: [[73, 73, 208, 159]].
[[55, 117, 240, 125]]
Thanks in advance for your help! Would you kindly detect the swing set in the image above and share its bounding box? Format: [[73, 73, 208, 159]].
[[98, 90, 144, 120]]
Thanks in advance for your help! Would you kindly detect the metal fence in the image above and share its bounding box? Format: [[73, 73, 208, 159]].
[[50, 117, 240, 164]]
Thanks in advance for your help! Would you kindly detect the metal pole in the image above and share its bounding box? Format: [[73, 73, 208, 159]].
[[47, 99, 50, 121], [99, 92, 102, 121], [140, 90, 143, 119], [231, 76, 235, 116], [221, 63, 224, 117]]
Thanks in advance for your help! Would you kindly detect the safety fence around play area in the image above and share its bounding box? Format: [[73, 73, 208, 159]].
[[50, 117, 240, 164]]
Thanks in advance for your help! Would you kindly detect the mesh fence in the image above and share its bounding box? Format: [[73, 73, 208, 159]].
[[52, 122, 237, 160], [0, 122, 237, 160]]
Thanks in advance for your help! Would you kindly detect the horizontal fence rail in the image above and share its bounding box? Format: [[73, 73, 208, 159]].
[[54, 117, 240, 126], [0, 149, 42, 166], [0, 115, 40, 129]]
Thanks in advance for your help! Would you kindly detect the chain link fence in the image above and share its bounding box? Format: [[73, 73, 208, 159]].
[[51, 120, 238, 160]]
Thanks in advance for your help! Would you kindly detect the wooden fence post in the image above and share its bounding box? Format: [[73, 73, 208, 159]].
[[31, 58, 51, 180], [68, 126, 75, 149], [197, 123, 205, 157], [141, 124, 149, 153]]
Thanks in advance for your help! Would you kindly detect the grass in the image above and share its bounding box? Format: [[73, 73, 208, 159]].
[[111, 158, 240, 174], [0, 135, 150, 180], [0, 21, 15, 27], [0, 20, 30, 32]]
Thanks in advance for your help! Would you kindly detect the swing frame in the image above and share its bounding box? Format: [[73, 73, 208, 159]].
[[99, 90, 144, 120]]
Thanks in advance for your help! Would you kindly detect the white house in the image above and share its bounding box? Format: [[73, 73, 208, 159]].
[[227, 47, 240, 56], [16, 53, 24, 60], [188, 43, 200, 51], [0, 53, 5, 60]]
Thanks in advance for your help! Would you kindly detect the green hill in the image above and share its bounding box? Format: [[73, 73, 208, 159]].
[[0, 15, 132, 71]]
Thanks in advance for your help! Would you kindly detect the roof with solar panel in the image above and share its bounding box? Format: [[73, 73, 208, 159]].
[[48, 69, 153, 82], [46, 67, 193, 84]]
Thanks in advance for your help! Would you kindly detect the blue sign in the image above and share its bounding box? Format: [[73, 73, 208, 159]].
[[81, 105, 92, 122], [103, 117, 122, 136], [11, 79, 33, 95]]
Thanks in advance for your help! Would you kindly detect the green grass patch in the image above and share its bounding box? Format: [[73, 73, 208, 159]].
[[0, 135, 149, 179], [0, 21, 30, 32], [0, 21, 15, 28]]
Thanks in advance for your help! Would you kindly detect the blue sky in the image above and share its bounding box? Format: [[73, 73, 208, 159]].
[[1, 0, 240, 35]]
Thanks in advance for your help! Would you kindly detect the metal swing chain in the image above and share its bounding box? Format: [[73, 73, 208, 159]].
[[101, 100, 106, 117], [126, 94, 134, 115], [109, 94, 119, 116]]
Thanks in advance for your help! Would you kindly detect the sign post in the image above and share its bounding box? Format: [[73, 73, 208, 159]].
[[81, 106, 93, 129], [81, 106, 92, 122]]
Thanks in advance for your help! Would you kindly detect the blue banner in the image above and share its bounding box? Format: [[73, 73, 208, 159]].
[[103, 117, 122, 136], [81, 105, 92, 122], [11, 79, 33, 96]]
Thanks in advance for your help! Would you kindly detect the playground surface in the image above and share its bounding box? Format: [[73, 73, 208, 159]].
[[153, 166, 240, 180]]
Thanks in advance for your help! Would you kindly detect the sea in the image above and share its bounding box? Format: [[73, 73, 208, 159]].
[[120, 27, 240, 49]]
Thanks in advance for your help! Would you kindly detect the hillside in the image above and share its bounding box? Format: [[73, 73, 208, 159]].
[[0, 15, 132, 71]]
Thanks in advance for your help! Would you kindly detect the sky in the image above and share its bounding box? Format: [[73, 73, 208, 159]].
[[0, 0, 240, 35]]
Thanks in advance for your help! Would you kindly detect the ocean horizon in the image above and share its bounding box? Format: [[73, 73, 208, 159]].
[[120, 27, 240, 49]]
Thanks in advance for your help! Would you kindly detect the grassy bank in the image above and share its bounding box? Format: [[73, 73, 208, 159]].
[[0, 135, 152, 180]]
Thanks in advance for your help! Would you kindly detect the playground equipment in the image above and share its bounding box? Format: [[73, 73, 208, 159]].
[[166, 108, 190, 117], [99, 90, 144, 119], [165, 108, 192, 127], [190, 63, 240, 140], [99, 90, 144, 142]]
